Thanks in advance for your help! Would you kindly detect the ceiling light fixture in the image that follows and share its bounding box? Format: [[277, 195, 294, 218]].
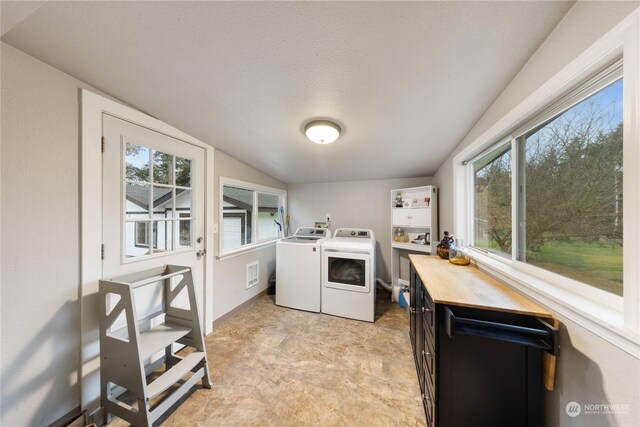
[[304, 120, 341, 144]]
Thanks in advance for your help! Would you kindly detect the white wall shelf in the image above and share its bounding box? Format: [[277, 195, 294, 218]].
[[390, 186, 438, 290]]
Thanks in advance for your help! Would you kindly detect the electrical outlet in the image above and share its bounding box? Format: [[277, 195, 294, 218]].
[[326, 213, 331, 222]]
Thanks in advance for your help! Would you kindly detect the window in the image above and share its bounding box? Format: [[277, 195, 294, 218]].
[[222, 185, 253, 250], [518, 79, 623, 296], [257, 193, 280, 241], [474, 144, 512, 257], [454, 13, 638, 354], [220, 178, 286, 255], [124, 142, 193, 258], [470, 71, 624, 297]]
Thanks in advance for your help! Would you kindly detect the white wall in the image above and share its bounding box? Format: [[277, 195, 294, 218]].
[[432, 3, 640, 426], [0, 42, 109, 426], [288, 177, 433, 283], [213, 150, 286, 320], [0, 42, 287, 426]]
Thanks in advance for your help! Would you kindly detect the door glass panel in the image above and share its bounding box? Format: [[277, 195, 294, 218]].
[[175, 189, 191, 218], [328, 257, 366, 286], [152, 186, 173, 219], [257, 192, 280, 241], [126, 221, 151, 258], [175, 157, 192, 187], [177, 216, 192, 249], [123, 142, 194, 259], [126, 183, 150, 219], [152, 220, 173, 253], [126, 143, 150, 182], [152, 150, 173, 185]]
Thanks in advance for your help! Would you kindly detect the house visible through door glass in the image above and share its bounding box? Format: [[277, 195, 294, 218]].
[[124, 141, 194, 258]]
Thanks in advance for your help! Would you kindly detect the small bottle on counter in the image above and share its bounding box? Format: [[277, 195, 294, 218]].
[[449, 239, 471, 265]]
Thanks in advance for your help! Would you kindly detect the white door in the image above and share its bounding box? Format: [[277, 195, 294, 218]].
[[102, 114, 206, 326]]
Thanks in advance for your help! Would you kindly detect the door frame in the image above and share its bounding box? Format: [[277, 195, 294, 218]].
[[80, 89, 215, 415]]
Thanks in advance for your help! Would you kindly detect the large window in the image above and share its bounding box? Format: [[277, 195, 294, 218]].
[[471, 71, 623, 297], [220, 178, 286, 255], [518, 79, 623, 295], [455, 14, 639, 354]]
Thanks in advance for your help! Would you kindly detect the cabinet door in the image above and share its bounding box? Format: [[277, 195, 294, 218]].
[[410, 265, 416, 345], [410, 208, 431, 227], [415, 275, 425, 391], [393, 208, 413, 227], [392, 209, 411, 226]]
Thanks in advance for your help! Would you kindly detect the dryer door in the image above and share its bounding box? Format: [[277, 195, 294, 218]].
[[323, 251, 371, 293]]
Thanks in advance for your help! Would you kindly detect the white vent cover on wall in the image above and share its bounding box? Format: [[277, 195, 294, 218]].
[[246, 261, 259, 289]]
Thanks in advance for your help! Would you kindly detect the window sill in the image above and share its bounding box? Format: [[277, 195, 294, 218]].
[[217, 240, 278, 261], [471, 250, 640, 359]]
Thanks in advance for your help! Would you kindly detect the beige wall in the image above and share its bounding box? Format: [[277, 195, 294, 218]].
[[432, 3, 640, 426], [1, 42, 97, 426], [288, 177, 433, 283], [0, 43, 287, 426], [213, 150, 286, 320]]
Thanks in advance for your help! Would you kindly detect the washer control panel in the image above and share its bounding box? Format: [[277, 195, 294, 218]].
[[335, 229, 371, 239], [294, 227, 331, 237]]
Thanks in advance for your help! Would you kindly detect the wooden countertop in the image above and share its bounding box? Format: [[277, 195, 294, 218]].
[[409, 255, 553, 319]]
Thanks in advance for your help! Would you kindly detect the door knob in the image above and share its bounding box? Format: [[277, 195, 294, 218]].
[[196, 249, 206, 259]]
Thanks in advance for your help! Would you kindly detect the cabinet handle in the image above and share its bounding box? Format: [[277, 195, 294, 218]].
[[421, 350, 425, 356], [421, 394, 431, 402], [410, 308, 416, 314]]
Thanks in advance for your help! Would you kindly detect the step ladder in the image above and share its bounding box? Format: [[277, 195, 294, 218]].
[[99, 265, 212, 426]]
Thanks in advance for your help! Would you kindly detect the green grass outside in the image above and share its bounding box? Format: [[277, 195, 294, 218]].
[[528, 240, 623, 296], [476, 238, 623, 296]]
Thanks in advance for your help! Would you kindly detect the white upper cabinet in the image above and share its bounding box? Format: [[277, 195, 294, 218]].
[[392, 208, 431, 227]]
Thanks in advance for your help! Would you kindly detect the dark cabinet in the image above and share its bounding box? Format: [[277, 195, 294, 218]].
[[409, 262, 558, 427], [409, 265, 436, 425]]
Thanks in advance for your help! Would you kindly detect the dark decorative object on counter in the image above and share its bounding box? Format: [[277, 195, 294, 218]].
[[437, 231, 454, 259]]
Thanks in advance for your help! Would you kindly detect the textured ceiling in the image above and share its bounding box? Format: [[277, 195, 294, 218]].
[[1, 1, 573, 184]]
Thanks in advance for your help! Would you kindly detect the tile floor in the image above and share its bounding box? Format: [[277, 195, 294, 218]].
[[109, 289, 426, 426]]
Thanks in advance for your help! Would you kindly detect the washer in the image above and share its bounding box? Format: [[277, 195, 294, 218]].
[[321, 228, 376, 322], [276, 227, 332, 312]]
